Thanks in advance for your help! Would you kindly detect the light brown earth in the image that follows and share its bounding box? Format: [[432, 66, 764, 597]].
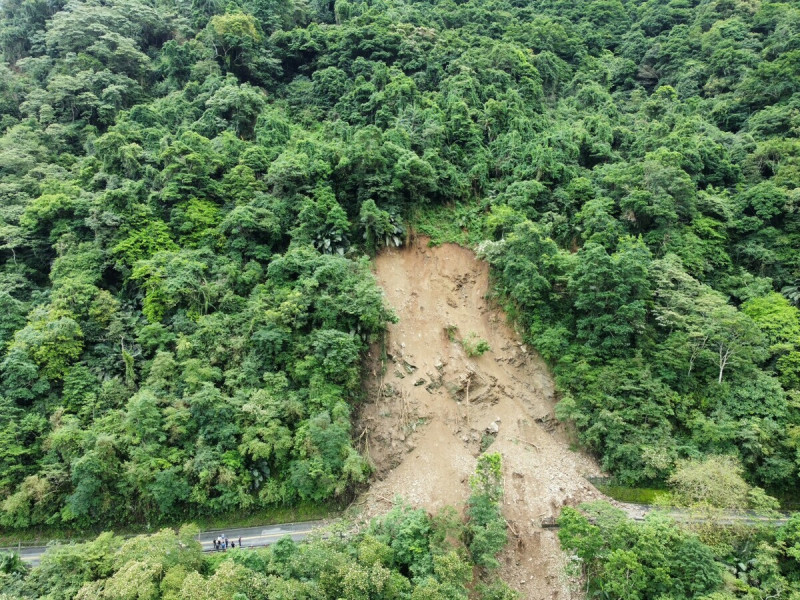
[[355, 236, 605, 599]]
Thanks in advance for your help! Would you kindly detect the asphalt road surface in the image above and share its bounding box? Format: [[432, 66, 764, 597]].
[[3, 520, 327, 567], [198, 521, 326, 552], [617, 502, 791, 525]]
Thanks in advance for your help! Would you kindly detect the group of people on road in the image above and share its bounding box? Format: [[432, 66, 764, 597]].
[[213, 534, 243, 551]]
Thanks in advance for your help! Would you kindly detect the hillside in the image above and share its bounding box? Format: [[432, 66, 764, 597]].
[[1, 0, 799, 531], [2, 0, 800, 596]]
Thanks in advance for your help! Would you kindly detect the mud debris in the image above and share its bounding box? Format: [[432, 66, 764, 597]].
[[356, 236, 603, 600]]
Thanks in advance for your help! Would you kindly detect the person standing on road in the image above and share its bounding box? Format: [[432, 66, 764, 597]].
[[238, 536, 242, 548]]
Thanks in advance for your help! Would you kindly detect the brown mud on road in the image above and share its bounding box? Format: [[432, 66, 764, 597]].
[[355, 236, 604, 599]]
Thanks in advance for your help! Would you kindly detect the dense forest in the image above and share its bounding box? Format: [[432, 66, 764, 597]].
[[1, 514, 505, 600], [0, 455, 518, 599], [558, 500, 800, 600], [0, 0, 799, 554]]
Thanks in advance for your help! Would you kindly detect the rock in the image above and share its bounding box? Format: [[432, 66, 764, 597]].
[[487, 421, 500, 434], [425, 380, 440, 393]]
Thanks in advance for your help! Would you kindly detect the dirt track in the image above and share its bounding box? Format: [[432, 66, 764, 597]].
[[356, 236, 603, 599]]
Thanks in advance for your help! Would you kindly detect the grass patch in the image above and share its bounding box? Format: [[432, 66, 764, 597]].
[[178, 501, 338, 532], [591, 479, 800, 510], [445, 326, 491, 357], [0, 501, 339, 547], [591, 481, 670, 505], [412, 202, 485, 246], [462, 332, 491, 357]]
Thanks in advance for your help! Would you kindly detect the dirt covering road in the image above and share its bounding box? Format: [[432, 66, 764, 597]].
[[356, 236, 604, 599]]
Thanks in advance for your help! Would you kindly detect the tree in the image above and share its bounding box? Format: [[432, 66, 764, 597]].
[[201, 81, 265, 139], [600, 148, 697, 243], [742, 292, 800, 365], [358, 199, 403, 256], [205, 12, 277, 82], [558, 502, 723, 600], [668, 455, 752, 510], [479, 220, 570, 322], [652, 255, 768, 382], [8, 309, 84, 381], [569, 238, 652, 354], [291, 186, 351, 254], [466, 453, 507, 570], [707, 302, 766, 384], [130, 250, 216, 322], [65, 434, 122, 525]]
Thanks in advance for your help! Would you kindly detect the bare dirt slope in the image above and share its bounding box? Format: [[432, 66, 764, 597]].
[[356, 236, 604, 599]]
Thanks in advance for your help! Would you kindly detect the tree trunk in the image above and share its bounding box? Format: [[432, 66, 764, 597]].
[[718, 344, 731, 384]]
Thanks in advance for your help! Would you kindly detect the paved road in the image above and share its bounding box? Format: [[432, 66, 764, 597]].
[[542, 503, 792, 529], [9, 545, 47, 565], [617, 502, 791, 525], [197, 521, 326, 552], [2, 520, 327, 566]]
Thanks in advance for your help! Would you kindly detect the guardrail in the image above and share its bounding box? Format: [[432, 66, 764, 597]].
[[0, 541, 49, 552]]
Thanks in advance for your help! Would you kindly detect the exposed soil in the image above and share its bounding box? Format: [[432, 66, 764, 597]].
[[355, 236, 604, 599]]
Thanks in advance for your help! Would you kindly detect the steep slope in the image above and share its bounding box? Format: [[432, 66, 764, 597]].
[[357, 236, 603, 599]]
